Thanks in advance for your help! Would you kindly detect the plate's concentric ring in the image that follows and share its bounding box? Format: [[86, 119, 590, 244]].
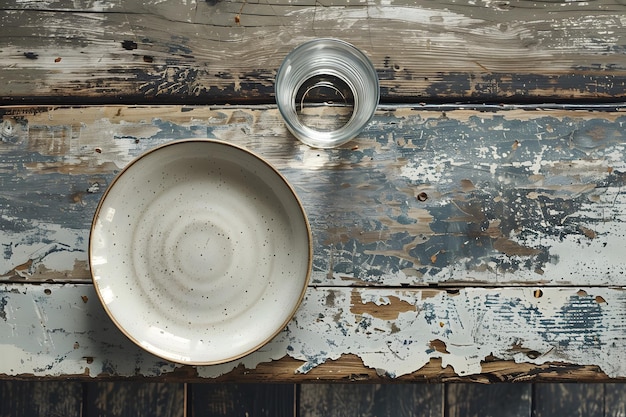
[[89, 139, 312, 364]]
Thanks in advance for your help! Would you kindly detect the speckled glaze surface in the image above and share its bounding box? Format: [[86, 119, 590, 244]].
[[89, 139, 312, 364]]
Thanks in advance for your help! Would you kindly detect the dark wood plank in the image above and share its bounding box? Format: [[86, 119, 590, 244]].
[[0, 380, 83, 417], [299, 384, 443, 417], [2, 0, 626, 103], [190, 384, 295, 417], [446, 384, 531, 417], [84, 382, 184, 417], [604, 383, 626, 417], [532, 383, 604, 417]]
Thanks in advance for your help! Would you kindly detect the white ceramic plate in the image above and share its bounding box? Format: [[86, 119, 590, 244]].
[[89, 139, 312, 364]]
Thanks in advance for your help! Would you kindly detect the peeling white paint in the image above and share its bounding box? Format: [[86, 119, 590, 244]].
[[527, 187, 626, 280], [282, 287, 626, 378], [2, 284, 624, 379], [400, 156, 458, 185], [0, 220, 88, 279]]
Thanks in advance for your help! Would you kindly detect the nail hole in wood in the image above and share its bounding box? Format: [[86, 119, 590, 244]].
[[121, 40, 138, 50], [526, 350, 541, 359]]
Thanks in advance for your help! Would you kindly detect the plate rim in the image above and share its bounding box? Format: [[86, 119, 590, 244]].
[[89, 138, 313, 365]]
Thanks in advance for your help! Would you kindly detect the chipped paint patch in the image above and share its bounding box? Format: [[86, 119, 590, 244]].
[[279, 287, 626, 378], [1, 284, 625, 379], [0, 222, 88, 280], [350, 290, 416, 320], [3, 106, 626, 287]]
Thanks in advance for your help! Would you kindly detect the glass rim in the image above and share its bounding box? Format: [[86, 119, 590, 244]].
[[275, 38, 380, 148]]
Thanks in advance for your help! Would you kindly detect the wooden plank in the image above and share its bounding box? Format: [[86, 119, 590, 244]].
[[446, 384, 531, 417], [0, 380, 83, 417], [190, 384, 294, 417], [300, 384, 443, 417], [533, 383, 604, 417], [604, 383, 626, 417], [210, 355, 619, 383], [1, 283, 626, 381], [1, 105, 626, 286], [2, 0, 626, 103], [84, 382, 184, 417]]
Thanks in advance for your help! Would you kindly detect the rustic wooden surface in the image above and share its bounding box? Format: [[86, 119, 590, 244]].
[[446, 384, 531, 417], [605, 384, 626, 417], [84, 382, 185, 417], [2, 105, 626, 287], [2, 282, 626, 381], [190, 384, 295, 417], [1, 104, 626, 382], [1, 380, 625, 416], [2, 0, 626, 385], [2, 0, 626, 103], [533, 383, 605, 417], [0, 380, 83, 417], [300, 384, 443, 417]]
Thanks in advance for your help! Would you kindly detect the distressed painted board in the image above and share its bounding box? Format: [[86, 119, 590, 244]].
[[1, 105, 626, 286], [2, 0, 626, 103], [1, 283, 625, 381]]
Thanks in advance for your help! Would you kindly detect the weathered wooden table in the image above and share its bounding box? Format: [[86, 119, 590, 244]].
[[1, 0, 626, 383]]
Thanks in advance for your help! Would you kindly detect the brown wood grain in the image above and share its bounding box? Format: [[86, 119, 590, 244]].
[[1, 357, 619, 383], [2, 0, 626, 103], [113, 356, 622, 383]]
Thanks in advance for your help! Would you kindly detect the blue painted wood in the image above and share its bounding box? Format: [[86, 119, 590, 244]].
[[2, 105, 626, 287], [1, 105, 625, 381]]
